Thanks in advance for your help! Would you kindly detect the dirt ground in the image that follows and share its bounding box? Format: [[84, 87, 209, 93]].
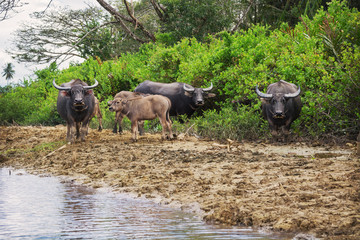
[[1, 125, 359, 239]]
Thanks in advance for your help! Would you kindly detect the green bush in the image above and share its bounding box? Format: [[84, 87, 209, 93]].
[[195, 106, 266, 141]]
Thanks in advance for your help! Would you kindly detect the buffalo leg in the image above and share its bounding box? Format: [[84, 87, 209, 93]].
[[66, 124, 72, 143], [166, 120, 174, 139], [113, 122, 118, 133], [131, 120, 138, 141], [138, 121, 145, 136], [80, 120, 90, 142], [166, 110, 173, 139], [97, 112, 103, 131], [112, 112, 119, 133], [67, 123, 77, 144], [113, 112, 123, 134], [76, 122, 81, 139], [158, 117, 167, 140]]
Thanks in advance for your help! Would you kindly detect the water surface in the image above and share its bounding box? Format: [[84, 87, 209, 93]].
[[0, 168, 291, 239]]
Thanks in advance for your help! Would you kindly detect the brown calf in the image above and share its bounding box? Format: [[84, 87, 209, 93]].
[[109, 95, 173, 141], [108, 91, 148, 134]]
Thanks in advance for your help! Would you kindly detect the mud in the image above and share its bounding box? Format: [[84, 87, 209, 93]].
[[1, 126, 359, 239]]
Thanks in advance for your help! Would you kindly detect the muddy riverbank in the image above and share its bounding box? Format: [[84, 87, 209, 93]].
[[1, 126, 359, 239]]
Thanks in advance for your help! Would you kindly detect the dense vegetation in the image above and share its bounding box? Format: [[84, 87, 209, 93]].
[[1, 0, 359, 142]]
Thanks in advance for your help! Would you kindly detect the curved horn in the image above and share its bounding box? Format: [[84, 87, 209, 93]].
[[256, 85, 272, 98], [284, 86, 301, 98], [183, 83, 195, 92], [83, 79, 99, 89], [202, 82, 213, 92], [53, 79, 71, 90]]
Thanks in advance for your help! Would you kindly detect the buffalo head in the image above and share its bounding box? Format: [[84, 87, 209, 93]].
[[183, 82, 215, 106], [53, 79, 98, 111], [108, 98, 126, 112], [256, 84, 300, 119]]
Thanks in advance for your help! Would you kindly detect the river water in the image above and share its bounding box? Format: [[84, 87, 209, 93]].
[[0, 168, 292, 239]]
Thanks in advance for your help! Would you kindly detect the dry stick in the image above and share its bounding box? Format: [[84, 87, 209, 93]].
[[42, 144, 67, 160], [279, 182, 297, 206], [184, 123, 196, 135]]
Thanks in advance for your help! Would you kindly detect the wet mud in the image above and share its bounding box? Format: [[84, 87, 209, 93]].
[[1, 126, 359, 239]]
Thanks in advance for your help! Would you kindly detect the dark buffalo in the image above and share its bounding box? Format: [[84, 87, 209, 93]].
[[134, 80, 216, 119], [108, 95, 173, 141], [256, 80, 302, 140], [107, 91, 148, 134], [53, 79, 98, 143]]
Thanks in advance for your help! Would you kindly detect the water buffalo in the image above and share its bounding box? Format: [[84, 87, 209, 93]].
[[134, 80, 216, 119], [107, 91, 148, 134], [108, 95, 173, 141], [53, 79, 98, 143], [256, 80, 302, 140]]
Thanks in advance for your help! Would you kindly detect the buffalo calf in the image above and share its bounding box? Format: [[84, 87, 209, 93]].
[[109, 95, 173, 141], [108, 91, 148, 134]]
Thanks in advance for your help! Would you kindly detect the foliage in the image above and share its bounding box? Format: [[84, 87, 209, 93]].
[[2, 63, 15, 81], [159, 0, 235, 44], [194, 106, 266, 141], [1, 0, 359, 141]]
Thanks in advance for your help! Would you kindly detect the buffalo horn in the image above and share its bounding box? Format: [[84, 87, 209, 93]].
[[202, 82, 213, 92], [53, 79, 71, 90], [183, 83, 195, 92], [284, 86, 301, 98], [255, 85, 273, 98], [83, 79, 99, 89]]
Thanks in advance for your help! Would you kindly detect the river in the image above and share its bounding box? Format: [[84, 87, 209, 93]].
[[0, 168, 292, 239]]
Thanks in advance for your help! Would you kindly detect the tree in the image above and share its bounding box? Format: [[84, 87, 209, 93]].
[[0, 0, 24, 21], [2, 63, 15, 85], [9, 6, 138, 64], [96, 0, 242, 44], [159, 0, 237, 43], [247, 0, 359, 29]]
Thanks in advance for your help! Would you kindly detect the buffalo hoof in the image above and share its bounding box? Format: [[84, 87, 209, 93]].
[[98, 127, 103, 132], [166, 135, 175, 140]]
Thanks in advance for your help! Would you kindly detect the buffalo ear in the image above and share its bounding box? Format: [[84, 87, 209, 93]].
[[260, 98, 270, 104], [60, 90, 70, 97], [122, 99, 128, 105], [184, 91, 193, 97], [206, 93, 216, 98], [86, 90, 93, 95]]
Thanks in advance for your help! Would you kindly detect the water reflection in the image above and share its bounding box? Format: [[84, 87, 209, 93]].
[[0, 168, 290, 239]]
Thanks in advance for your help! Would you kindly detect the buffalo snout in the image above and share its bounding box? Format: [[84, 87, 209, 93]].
[[74, 98, 85, 106], [196, 100, 204, 106], [274, 111, 285, 119]]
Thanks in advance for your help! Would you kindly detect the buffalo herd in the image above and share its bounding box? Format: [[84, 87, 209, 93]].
[[53, 78, 304, 143]]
